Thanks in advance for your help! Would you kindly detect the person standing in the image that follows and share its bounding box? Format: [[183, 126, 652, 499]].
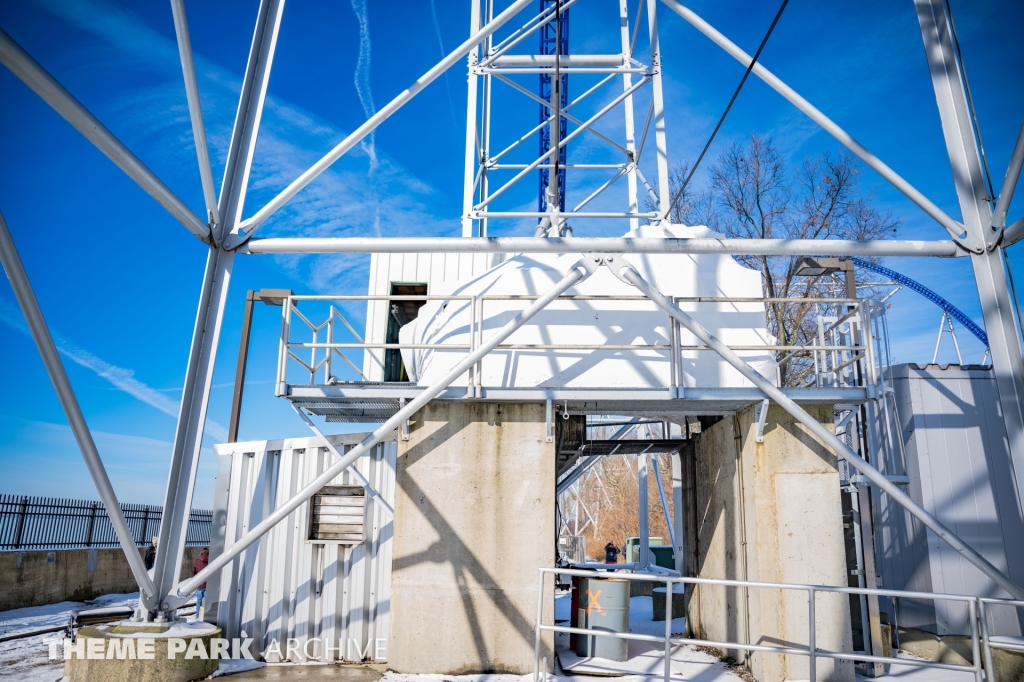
[[191, 547, 210, 618], [144, 536, 158, 580], [604, 541, 620, 564]]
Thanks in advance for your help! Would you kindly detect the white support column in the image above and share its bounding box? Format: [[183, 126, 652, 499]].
[[619, 0, 639, 230], [652, 456, 675, 549], [148, 0, 285, 617], [916, 0, 1024, 532], [170, 0, 219, 228], [646, 0, 671, 219], [672, 449, 685, 576], [480, 0, 494, 238], [638, 454, 650, 569], [462, 0, 482, 237]]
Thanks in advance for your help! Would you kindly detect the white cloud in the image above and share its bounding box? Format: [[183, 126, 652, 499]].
[[0, 296, 228, 440]]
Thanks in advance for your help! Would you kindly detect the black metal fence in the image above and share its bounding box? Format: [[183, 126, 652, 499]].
[[0, 495, 212, 551]]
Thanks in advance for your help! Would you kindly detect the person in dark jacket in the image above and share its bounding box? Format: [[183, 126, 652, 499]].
[[604, 541, 620, 564], [144, 536, 158, 570], [192, 547, 210, 616]]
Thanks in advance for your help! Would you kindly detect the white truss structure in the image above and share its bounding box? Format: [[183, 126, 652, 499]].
[[0, 0, 1022, 621]]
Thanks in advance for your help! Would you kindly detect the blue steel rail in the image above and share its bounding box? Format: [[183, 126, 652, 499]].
[[850, 257, 989, 347]]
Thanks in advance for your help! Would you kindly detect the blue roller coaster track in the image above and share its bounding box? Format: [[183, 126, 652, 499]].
[[849, 257, 988, 347]]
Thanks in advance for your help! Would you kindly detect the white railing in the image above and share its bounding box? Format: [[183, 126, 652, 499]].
[[534, 567, 1024, 682], [275, 294, 874, 394]]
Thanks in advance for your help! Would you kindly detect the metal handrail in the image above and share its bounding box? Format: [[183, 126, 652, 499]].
[[534, 566, 1017, 682], [277, 293, 873, 391]]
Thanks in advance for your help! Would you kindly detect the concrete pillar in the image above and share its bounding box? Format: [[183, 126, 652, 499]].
[[388, 402, 555, 674], [682, 404, 853, 682]]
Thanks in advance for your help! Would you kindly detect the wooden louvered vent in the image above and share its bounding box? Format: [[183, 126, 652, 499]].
[[308, 485, 366, 544]]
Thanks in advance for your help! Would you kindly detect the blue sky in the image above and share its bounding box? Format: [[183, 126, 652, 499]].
[[0, 0, 1022, 508]]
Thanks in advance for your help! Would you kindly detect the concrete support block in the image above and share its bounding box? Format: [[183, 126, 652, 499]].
[[64, 622, 219, 682], [652, 585, 685, 621], [683, 404, 854, 682], [389, 402, 554, 674]]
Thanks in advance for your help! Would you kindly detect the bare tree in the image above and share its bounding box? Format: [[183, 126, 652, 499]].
[[664, 134, 900, 385]]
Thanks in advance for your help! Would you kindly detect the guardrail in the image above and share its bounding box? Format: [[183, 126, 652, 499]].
[[534, 567, 1023, 682], [275, 293, 875, 392], [0, 495, 212, 551]]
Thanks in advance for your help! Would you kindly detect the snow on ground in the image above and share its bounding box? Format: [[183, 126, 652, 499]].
[[0, 590, 979, 681], [551, 591, 745, 681], [0, 591, 139, 682]]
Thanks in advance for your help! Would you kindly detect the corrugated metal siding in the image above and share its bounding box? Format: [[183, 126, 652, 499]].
[[363, 252, 503, 380], [206, 433, 396, 662], [874, 364, 1024, 636]]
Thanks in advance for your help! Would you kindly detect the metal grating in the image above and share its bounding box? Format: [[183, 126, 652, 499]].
[[294, 398, 402, 423]]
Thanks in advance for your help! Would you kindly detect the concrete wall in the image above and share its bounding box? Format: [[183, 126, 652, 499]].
[[0, 547, 200, 611], [683, 404, 853, 682], [389, 402, 554, 674]]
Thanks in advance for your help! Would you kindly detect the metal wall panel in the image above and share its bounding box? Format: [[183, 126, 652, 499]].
[[206, 432, 396, 662], [874, 364, 1024, 636]]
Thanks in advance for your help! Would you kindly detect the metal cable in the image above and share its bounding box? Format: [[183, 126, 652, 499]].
[[665, 0, 789, 219]]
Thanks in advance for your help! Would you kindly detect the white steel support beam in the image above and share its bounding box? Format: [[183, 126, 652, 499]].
[[605, 255, 1024, 599], [620, 0, 640, 231], [647, 0, 671, 218], [998, 120, 1024, 245], [638, 453, 650, 569], [652, 456, 675, 549], [916, 0, 1024, 549], [176, 257, 597, 602], [0, 209, 158, 600], [0, 27, 211, 242], [170, 0, 220, 229], [672, 449, 685, 576], [660, 0, 973, 250], [234, 0, 534, 241], [243, 236, 960, 257], [994, 120, 1024, 232], [148, 0, 284, 617], [461, 0, 483, 237]]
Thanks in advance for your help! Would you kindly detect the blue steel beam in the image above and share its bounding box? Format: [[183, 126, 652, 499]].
[[538, 0, 569, 213]]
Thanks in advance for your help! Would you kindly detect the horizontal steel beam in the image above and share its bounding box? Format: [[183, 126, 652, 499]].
[[0, 28, 211, 242], [243, 236, 960, 257], [490, 54, 624, 66], [288, 385, 870, 404]]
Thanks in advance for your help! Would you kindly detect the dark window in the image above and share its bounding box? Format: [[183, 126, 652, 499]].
[[384, 282, 427, 382]]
